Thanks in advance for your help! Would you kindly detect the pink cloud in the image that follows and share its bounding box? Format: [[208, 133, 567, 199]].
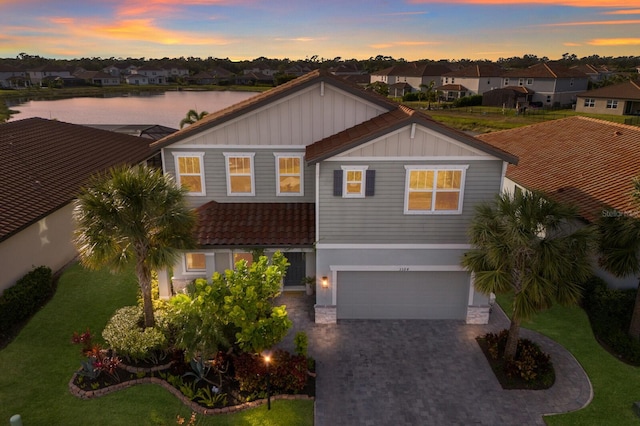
[[408, 0, 633, 6]]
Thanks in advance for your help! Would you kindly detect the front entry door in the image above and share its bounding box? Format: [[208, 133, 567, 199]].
[[283, 252, 305, 287]]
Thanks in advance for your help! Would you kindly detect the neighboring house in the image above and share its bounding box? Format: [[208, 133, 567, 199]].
[[74, 70, 121, 86], [151, 69, 518, 324], [124, 73, 149, 85], [0, 65, 29, 88], [167, 67, 190, 79], [389, 82, 412, 97], [189, 67, 234, 85], [500, 62, 589, 107], [27, 65, 72, 85], [0, 118, 154, 295], [236, 72, 273, 86], [371, 62, 452, 93], [571, 63, 613, 83], [439, 63, 504, 98], [575, 79, 640, 116], [477, 116, 640, 289], [135, 65, 169, 84], [103, 64, 137, 77]]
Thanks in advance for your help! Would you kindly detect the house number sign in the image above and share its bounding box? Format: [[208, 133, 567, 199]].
[[398, 266, 410, 271]]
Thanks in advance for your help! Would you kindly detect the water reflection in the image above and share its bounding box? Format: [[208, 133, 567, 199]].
[[6, 90, 258, 128]]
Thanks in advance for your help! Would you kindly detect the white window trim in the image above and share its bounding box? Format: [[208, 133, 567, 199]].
[[224, 152, 256, 196], [172, 152, 206, 196], [403, 165, 468, 215], [274, 152, 304, 196], [606, 99, 618, 109], [182, 252, 207, 275], [341, 165, 368, 198]]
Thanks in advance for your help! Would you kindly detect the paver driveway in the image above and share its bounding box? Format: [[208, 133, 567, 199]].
[[277, 293, 592, 426]]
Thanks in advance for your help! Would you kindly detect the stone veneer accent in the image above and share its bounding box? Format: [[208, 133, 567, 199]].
[[314, 304, 337, 324], [466, 306, 490, 324], [69, 368, 313, 415]]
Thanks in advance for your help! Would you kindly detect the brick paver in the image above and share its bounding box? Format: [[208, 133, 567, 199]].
[[276, 292, 592, 426]]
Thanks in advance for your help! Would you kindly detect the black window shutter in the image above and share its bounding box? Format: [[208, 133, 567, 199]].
[[365, 170, 375, 196], [333, 169, 343, 196]]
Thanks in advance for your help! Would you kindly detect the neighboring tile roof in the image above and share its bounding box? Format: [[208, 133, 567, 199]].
[[1, 118, 154, 242], [372, 62, 452, 78], [444, 63, 504, 78], [437, 84, 469, 92], [152, 69, 398, 149], [193, 201, 315, 247], [477, 116, 640, 222], [577, 79, 640, 100], [306, 105, 518, 165], [503, 62, 587, 79]]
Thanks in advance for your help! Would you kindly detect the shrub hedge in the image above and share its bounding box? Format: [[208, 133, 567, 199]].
[[581, 275, 640, 364], [0, 266, 53, 338]]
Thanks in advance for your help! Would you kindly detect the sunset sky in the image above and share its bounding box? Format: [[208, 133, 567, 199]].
[[0, 0, 638, 61]]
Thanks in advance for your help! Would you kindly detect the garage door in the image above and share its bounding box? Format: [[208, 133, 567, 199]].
[[337, 271, 469, 320]]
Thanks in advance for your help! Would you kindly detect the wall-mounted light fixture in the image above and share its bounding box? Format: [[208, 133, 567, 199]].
[[321, 276, 329, 288]]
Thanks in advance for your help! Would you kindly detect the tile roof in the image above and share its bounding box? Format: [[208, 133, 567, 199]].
[[577, 79, 640, 100], [503, 62, 587, 79], [437, 84, 469, 91], [372, 62, 452, 78], [152, 69, 398, 149], [306, 105, 518, 165], [444, 63, 504, 78], [1, 118, 154, 242], [193, 201, 315, 247], [477, 116, 640, 222]]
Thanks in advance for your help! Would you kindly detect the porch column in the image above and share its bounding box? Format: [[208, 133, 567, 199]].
[[157, 268, 172, 300]]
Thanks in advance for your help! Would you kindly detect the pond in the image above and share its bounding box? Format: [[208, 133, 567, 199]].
[[6, 90, 259, 129]]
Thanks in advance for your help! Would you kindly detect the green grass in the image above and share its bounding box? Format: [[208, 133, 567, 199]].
[[496, 294, 640, 425], [0, 263, 313, 426]]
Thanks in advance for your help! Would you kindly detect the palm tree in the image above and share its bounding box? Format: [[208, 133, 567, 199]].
[[73, 165, 197, 328], [179, 109, 208, 129], [598, 177, 640, 339], [419, 80, 436, 109], [462, 190, 593, 360]]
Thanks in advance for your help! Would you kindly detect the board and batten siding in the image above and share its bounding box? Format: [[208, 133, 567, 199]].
[[169, 84, 389, 148], [163, 147, 315, 207], [318, 159, 504, 244]]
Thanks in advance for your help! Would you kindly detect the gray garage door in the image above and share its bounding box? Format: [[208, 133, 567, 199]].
[[337, 271, 469, 320]]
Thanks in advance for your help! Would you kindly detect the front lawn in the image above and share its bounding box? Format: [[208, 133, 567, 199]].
[[0, 263, 313, 426], [496, 295, 640, 425]]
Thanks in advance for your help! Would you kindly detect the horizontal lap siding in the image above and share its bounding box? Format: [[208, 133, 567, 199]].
[[164, 148, 315, 206], [318, 160, 503, 244]]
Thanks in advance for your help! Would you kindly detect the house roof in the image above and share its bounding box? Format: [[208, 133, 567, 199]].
[[306, 105, 518, 165], [373, 62, 452, 78], [193, 201, 315, 247], [443, 63, 504, 78], [577, 79, 640, 100], [476, 116, 640, 222], [437, 84, 469, 92], [0, 118, 155, 242], [503, 62, 587, 79], [152, 69, 399, 149]]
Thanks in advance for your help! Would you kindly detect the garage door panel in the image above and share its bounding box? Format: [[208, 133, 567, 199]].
[[337, 271, 468, 320]]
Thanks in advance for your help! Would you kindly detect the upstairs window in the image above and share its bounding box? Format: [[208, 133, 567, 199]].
[[333, 167, 375, 198], [526, 78, 534, 85], [504, 78, 510, 86], [224, 153, 255, 196], [275, 153, 303, 196], [173, 152, 205, 195], [404, 166, 468, 214]]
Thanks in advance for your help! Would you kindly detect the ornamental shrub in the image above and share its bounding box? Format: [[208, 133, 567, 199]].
[[233, 349, 308, 396], [581, 275, 640, 364], [102, 306, 169, 362], [0, 266, 53, 336]]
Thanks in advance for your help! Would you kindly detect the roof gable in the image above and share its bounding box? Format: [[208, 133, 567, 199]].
[[154, 70, 396, 148], [1, 118, 154, 242], [306, 106, 518, 164]]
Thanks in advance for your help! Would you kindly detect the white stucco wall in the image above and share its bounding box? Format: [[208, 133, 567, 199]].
[[0, 204, 77, 294]]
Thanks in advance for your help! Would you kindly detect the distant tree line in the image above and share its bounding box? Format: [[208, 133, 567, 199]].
[[2, 52, 638, 76]]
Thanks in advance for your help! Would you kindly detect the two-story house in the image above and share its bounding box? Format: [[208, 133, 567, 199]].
[[152, 70, 517, 324], [27, 65, 72, 86], [135, 65, 169, 84], [0, 65, 29, 88], [438, 63, 504, 100], [370, 62, 452, 94], [500, 62, 589, 107]]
